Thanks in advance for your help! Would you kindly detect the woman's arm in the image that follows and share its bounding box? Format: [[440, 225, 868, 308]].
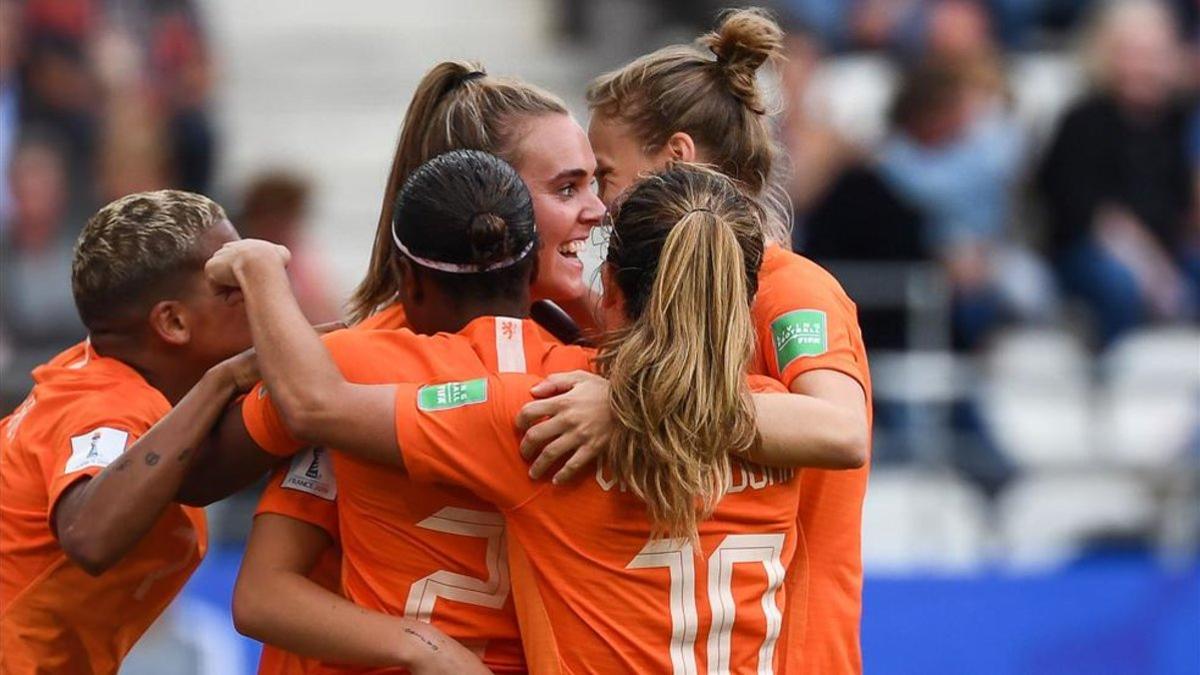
[[515, 369, 867, 482], [750, 370, 868, 469], [234, 514, 488, 674], [205, 240, 401, 467], [54, 352, 255, 575], [174, 405, 281, 507]]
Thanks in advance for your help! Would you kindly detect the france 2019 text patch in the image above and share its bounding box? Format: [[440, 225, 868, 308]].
[[771, 309, 828, 370], [282, 446, 337, 500], [417, 378, 488, 412]]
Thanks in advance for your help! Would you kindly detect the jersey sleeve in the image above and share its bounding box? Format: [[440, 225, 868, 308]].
[[241, 385, 305, 457], [393, 374, 542, 511], [42, 398, 162, 526], [755, 260, 870, 393], [240, 329, 376, 458], [255, 447, 340, 543]]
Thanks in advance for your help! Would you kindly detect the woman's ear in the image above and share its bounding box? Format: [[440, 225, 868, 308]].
[[664, 132, 697, 163], [148, 300, 191, 346]]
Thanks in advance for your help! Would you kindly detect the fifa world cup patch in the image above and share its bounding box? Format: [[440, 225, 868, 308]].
[[282, 446, 337, 500], [771, 309, 828, 369], [66, 427, 129, 473], [417, 378, 488, 411]]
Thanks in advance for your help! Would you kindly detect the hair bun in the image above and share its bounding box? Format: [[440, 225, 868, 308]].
[[467, 211, 510, 264], [699, 8, 783, 114]]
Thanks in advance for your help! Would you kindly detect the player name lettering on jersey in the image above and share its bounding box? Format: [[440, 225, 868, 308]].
[[595, 458, 794, 493], [726, 459, 795, 493]]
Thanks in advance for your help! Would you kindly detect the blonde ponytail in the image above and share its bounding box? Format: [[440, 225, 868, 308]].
[[599, 164, 764, 541]]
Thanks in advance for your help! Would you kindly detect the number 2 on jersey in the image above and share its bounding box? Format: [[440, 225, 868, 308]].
[[628, 534, 786, 675], [405, 507, 511, 621]]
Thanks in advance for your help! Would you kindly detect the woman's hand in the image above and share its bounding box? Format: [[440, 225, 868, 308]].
[[205, 239, 291, 288], [214, 347, 260, 394], [515, 370, 613, 484]]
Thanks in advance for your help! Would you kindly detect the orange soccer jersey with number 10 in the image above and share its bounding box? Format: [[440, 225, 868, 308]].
[[393, 372, 800, 674], [0, 341, 207, 675], [242, 315, 592, 674]]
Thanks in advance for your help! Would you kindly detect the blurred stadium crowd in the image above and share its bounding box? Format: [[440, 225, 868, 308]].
[[0, 0, 1197, 648], [0, 0, 337, 411], [750, 0, 1200, 574]]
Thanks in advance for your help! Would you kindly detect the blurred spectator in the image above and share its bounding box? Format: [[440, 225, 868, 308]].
[[877, 57, 1053, 349], [0, 135, 85, 364], [146, 0, 217, 195], [778, 28, 853, 216], [775, 0, 1104, 54], [0, 0, 20, 228], [97, 95, 171, 201], [8, 0, 217, 218], [19, 32, 99, 214], [239, 172, 340, 324], [781, 22, 928, 350], [1037, 0, 1199, 346]]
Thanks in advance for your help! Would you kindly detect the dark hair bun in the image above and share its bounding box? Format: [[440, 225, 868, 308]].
[[699, 8, 783, 114], [467, 211, 510, 264]]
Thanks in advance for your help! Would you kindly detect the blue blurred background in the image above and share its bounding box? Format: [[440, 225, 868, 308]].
[[1, 0, 1198, 673]]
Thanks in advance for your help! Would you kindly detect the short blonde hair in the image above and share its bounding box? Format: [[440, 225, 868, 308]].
[[72, 190, 227, 330]]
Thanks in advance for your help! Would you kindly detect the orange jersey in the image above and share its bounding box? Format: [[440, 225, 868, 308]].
[[749, 246, 873, 675], [254, 450, 343, 675], [253, 299, 407, 674], [242, 317, 592, 674], [0, 341, 207, 675], [250, 299, 403, 675], [354, 303, 408, 331], [393, 373, 799, 674]]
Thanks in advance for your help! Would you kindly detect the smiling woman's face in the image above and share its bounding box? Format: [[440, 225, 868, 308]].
[[513, 114, 606, 305]]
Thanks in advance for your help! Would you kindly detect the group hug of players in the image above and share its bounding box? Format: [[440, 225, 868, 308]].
[[0, 8, 875, 675]]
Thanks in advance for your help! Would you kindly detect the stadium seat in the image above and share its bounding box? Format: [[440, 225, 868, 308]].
[[998, 472, 1158, 570], [1102, 327, 1200, 384], [980, 328, 1096, 468], [862, 469, 990, 573], [806, 55, 897, 146], [983, 327, 1091, 383], [1097, 328, 1200, 468]]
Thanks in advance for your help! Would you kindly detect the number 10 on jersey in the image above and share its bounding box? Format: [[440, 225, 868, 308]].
[[627, 533, 787, 675]]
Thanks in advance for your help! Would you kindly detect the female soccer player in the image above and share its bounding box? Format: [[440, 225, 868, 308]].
[[237, 61, 603, 675], [544, 9, 872, 674], [231, 150, 592, 674], [210, 163, 810, 673]]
